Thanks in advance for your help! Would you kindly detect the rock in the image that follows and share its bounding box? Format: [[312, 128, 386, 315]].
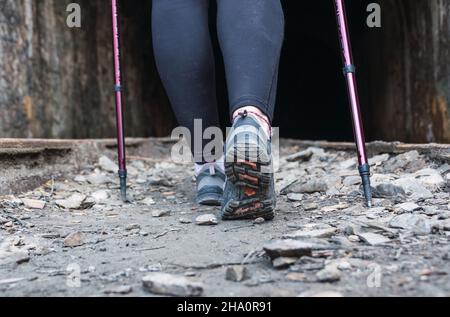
[[383, 151, 421, 173], [98, 156, 117, 173], [125, 224, 141, 231], [263, 239, 318, 259], [152, 210, 171, 218], [357, 232, 390, 246], [141, 197, 156, 206], [413, 168, 445, 188], [91, 190, 109, 204], [253, 217, 265, 225], [289, 179, 328, 194], [285, 149, 313, 162], [372, 183, 406, 198], [55, 193, 93, 210], [148, 177, 173, 187], [272, 257, 297, 269], [392, 178, 433, 200], [225, 266, 250, 282], [64, 232, 85, 247], [348, 235, 360, 243], [299, 290, 344, 297], [303, 203, 318, 211], [369, 153, 390, 166], [104, 285, 133, 295], [287, 193, 304, 202], [284, 228, 338, 239], [343, 176, 361, 187], [389, 214, 432, 235], [142, 273, 203, 297], [395, 202, 420, 212], [86, 172, 110, 185], [321, 204, 349, 212], [316, 267, 341, 283], [340, 158, 357, 170], [21, 199, 46, 210], [179, 218, 192, 224], [195, 214, 218, 226], [74, 175, 87, 183]]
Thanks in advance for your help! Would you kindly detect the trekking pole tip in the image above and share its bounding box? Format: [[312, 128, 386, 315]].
[[119, 170, 128, 202], [358, 164, 373, 208]]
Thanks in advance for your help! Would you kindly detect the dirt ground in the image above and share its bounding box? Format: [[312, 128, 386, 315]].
[[0, 139, 449, 297]]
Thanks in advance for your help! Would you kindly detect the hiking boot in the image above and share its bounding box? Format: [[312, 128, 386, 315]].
[[221, 111, 276, 220], [196, 162, 225, 206]]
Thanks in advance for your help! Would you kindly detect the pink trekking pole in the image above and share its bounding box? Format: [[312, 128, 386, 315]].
[[111, 0, 127, 201], [334, 0, 372, 207]]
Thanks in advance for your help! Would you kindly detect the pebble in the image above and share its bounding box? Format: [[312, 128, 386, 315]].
[[348, 235, 360, 243], [103, 285, 133, 295], [299, 290, 344, 297], [316, 267, 341, 283], [152, 210, 171, 218], [272, 257, 297, 269], [125, 224, 141, 231], [55, 193, 93, 210], [285, 149, 314, 162], [287, 193, 304, 202], [142, 273, 203, 297], [357, 232, 390, 246], [289, 179, 328, 194], [141, 197, 156, 206], [395, 202, 420, 213], [263, 239, 321, 260], [225, 266, 250, 282], [21, 199, 46, 210], [284, 227, 338, 239], [195, 214, 218, 226], [179, 218, 192, 224], [253, 217, 265, 225], [91, 190, 109, 204], [64, 232, 85, 247]]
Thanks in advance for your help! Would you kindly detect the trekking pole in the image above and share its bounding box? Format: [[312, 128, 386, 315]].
[[111, 0, 127, 201], [333, 0, 372, 207]]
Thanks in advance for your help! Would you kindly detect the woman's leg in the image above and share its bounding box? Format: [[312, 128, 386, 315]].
[[217, 0, 285, 123], [217, 0, 285, 220], [152, 0, 224, 206], [152, 0, 220, 163]]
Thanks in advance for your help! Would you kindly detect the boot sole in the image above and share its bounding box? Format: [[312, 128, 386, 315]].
[[222, 138, 276, 220]]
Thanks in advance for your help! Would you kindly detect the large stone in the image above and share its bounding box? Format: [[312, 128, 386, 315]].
[[372, 183, 406, 198], [263, 239, 318, 259], [389, 214, 432, 235], [142, 273, 203, 297], [413, 168, 445, 188], [392, 178, 433, 200]]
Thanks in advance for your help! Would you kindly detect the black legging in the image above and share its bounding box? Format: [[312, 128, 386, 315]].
[[152, 0, 284, 159]]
